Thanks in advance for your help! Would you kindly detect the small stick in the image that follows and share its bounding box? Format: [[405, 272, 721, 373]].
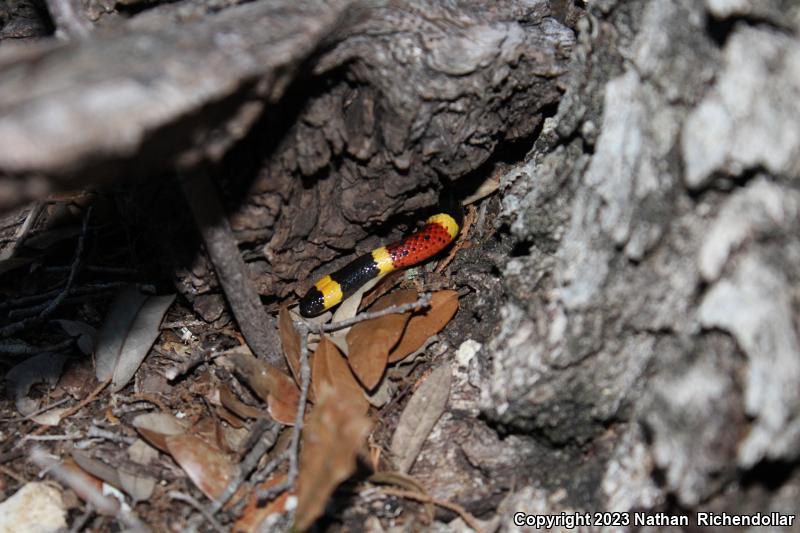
[[317, 293, 432, 333], [178, 168, 284, 369], [69, 505, 95, 533], [53, 378, 110, 424], [379, 487, 483, 533], [0, 202, 42, 261], [210, 419, 280, 513], [9, 397, 70, 422], [30, 447, 149, 532], [168, 491, 226, 533], [23, 434, 81, 442]]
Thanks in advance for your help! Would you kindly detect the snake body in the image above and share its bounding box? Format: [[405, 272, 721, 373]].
[[299, 213, 460, 318]]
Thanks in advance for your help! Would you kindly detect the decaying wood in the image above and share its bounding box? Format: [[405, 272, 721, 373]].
[[0, 0, 357, 210], [0, 0, 578, 306]]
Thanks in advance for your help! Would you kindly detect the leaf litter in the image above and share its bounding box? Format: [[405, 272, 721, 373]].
[[3, 236, 460, 531], [94, 285, 175, 392]]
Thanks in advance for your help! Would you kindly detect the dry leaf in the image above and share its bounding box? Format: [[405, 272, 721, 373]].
[[132, 412, 190, 453], [278, 305, 301, 383], [94, 286, 175, 392], [229, 351, 301, 425], [267, 394, 300, 426], [345, 289, 417, 390], [233, 473, 292, 533], [312, 337, 368, 414], [390, 364, 451, 473], [55, 319, 97, 355], [165, 434, 236, 500], [294, 389, 372, 531], [219, 385, 268, 420], [5, 352, 67, 416], [59, 458, 120, 516], [388, 290, 458, 363]]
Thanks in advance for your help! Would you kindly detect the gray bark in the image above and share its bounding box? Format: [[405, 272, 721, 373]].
[[411, 0, 800, 529]]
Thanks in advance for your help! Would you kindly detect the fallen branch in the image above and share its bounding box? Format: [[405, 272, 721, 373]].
[[179, 168, 284, 369]]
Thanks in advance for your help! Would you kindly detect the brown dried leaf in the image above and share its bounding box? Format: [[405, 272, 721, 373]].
[[312, 337, 368, 414], [345, 289, 417, 390], [295, 389, 372, 531], [165, 434, 236, 500], [132, 412, 190, 453], [278, 305, 301, 383], [229, 350, 301, 424], [267, 394, 299, 426], [233, 473, 292, 533], [388, 290, 458, 363], [60, 458, 120, 516], [219, 385, 267, 420]]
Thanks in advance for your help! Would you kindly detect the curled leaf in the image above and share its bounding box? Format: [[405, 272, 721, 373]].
[[345, 289, 417, 390], [388, 290, 458, 363], [312, 336, 368, 414]]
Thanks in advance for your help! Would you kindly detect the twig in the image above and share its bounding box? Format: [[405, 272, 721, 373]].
[[69, 505, 95, 533], [14, 397, 70, 421], [86, 426, 136, 445], [210, 419, 280, 513], [0, 207, 92, 338], [251, 450, 289, 485], [168, 491, 226, 533], [178, 167, 284, 369], [162, 348, 226, 381], [317, 293, 432, 333], [43, 265, 136, 275], [52, 378, 110, 424], [24, 434, 81, 442], [0, 464, 26, 483], [378, 487, 483, 533], [30, 447, 149, 532]]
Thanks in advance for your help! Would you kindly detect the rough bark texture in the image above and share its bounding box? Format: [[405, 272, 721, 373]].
[[407, 0, 800, 529]]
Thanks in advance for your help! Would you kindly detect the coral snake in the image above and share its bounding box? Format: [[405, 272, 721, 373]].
[[299, 195, 462, 318]]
